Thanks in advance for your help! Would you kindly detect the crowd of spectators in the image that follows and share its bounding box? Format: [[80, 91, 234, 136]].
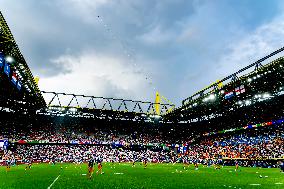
[[4, 145, 175, 164], [0, 116, 168, 146], [1, 114, 284, 167], [188, 124, 284, 160]]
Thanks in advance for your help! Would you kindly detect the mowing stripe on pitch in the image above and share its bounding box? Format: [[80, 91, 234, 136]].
[[47, 175, 61, 189]]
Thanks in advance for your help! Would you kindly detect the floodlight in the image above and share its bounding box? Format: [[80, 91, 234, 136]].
[[5, 56, 14, 63], [245, 100, 251, 105], [263, 93, 270, 98], [203, 97, 208, 102], [209, 94, 215, 100]]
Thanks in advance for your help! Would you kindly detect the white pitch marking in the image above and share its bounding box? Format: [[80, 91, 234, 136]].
[[81, 174, 87, 176], [114, 173, 124, 175], [275, 183, 283, 185], [47, 175, 61, 189], [249, 184, 261, 186]]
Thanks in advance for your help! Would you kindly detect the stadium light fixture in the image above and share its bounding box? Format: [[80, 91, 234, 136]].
[[238, 101, 242, 105], [263, 93, 270, 98], [277, 91, 284, 96], [203, 98, 208, 102], [203, 94, 215, 102], [5, 56, 14, 63], [253, 76, 257, 79], [150, 115, 161, 120], [209, 94, 215, 100], [247, 78, 252, 82], [245, 100, 251, 105], [254, 94, 262, 99], [69, 108, 77, 112]]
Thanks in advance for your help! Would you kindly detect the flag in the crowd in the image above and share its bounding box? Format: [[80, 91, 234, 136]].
[[0, 53, 4, 68], [17, 81, 22, 90], [11, 72, 18, 85], [207, 118, 284, 136], [275, 120, 283, 124], [163, 146, 169, 150], [266, 121, 273, 125], [18, 139, 27, 144], [235, 85, 245, 95], [224, 91, 234, 99], [178, 146, 184, 153], [4, 62, 10, 76], [183, 146, 187, 153]]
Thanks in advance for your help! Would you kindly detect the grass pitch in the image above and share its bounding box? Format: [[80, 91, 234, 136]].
[[0, 163, 283, 189]]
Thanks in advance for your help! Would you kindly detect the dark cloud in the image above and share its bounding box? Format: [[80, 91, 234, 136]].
[[0, 0, 283, 105]]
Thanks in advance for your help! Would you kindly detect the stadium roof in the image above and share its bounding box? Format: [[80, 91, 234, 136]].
[[0, 11, 46, 112]]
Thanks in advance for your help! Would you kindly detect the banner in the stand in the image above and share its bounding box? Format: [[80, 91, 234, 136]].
[[203, 118, 284, 136]]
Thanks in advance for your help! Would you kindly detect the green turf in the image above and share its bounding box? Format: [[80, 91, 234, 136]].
[[0, 163, 283, 189]]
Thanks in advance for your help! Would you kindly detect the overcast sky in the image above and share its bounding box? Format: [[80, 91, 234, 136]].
[[1, 0, 284, 106]]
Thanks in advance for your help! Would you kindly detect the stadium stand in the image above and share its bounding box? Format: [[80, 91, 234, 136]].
[[1, 9, 284, 185]]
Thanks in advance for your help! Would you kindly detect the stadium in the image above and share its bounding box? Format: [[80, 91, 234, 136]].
[[1, 2, 284, 189]]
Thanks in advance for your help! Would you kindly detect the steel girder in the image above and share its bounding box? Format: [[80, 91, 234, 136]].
[[38, 91, 175, 120]]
